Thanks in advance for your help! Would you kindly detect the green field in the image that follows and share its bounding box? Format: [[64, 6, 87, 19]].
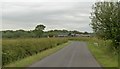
[[2, 37, 118, 67], [2, 38, 68, 66], [4, 41, 70, 67]]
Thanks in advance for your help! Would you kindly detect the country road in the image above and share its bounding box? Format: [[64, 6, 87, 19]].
[[29, 41, 101, 67]]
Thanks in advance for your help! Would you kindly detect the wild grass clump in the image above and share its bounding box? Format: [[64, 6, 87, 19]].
[[2, 38, 68, 65]]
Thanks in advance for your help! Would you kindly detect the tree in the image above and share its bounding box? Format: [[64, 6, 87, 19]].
[[84, 31, 89, 34], [2, 30, 14, 38], [34, 25, 46, 38], [90, 2, 120, 51]]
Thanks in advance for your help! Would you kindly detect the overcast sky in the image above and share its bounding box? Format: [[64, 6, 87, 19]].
[[1, 0, 115, 32]]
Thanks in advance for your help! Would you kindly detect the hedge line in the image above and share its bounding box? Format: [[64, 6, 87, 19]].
[[2, 38, 68, 65]]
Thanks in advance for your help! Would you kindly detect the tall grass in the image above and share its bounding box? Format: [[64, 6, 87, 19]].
[[88, 39, 118, 67], [68, 37, 118, 67], [2, 38, 68, 65]]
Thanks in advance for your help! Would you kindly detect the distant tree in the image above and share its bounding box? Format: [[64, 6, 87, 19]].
[[68, 33, 72, 36], [62, 29, 68, 33], [84, 31, 89, 34], [34, 25, 46, 38], [14, 29, 26, 38], [17, 29, 25, 32], [72, 30, 82, 34], [90, 2, 120, 51], [2, 30, 14, 38], [35, 25, 45, 31]]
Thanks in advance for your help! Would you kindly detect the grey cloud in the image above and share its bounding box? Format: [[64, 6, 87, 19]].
[[2, 2, 93, 32]]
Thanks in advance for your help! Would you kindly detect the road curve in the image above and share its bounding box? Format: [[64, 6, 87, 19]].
[[29, 41, 101, 67]]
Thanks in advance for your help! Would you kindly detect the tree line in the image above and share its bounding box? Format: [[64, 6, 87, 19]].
[[2, 25, 89, 38]]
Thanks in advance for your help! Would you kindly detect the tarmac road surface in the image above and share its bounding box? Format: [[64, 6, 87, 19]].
[[29, 41, 101, 67]]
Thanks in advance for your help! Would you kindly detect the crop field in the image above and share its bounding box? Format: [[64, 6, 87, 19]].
[[2, 37, 118, 67], [2, 38, 68, 65]]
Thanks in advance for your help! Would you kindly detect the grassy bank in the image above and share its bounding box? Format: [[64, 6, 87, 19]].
[[88, 41, 118, 67], [4, 41, 70, 67], [68, 37, 118, 67], [2, 38, 68, 66]]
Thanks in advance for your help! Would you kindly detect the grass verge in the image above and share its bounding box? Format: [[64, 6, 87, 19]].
[[88, 41, 118, 68], [68, 37, 118, 68], [4, 41, 70, 67]]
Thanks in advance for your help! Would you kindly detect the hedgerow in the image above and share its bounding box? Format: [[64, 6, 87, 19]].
[[2, 38, 68, 65]]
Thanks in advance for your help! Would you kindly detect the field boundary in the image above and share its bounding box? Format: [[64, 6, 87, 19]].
[[4, 41, 71, 67]]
